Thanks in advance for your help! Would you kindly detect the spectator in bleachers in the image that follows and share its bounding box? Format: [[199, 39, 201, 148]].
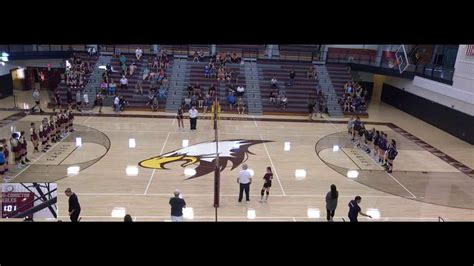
[[106, 63, 114, 76], [163, 54, 170, 69], [203, 94, 211, 113], [142, 67, 150, 81], [118, 96, 127, 112], [209, 65, 217, 79], [271, 77, 278, 87], [190, 93, 197, 107], [289, 70, 296, 86], [120, 62, 128, 76], [280, 94, 288, 110], [307, 66, 316, 79], [236, 97, 245, 115], [269, 89, 278, 104], [225, 53, 232, 64], [157, 68, 166, 82], [114, 47, 121, 57], [152, 57, 159, 69], [217, 67, 225, 81], [187, 84, 193, 96], [135, 80, 143, 95], [197, 93, 204, 109], [129, 61, 137, 76], [308, 95, 316, 120], [193, 51, 200, 62], [344, 81, 353, 95], [183, 95, 192, 110], [88, 46, 97, 56], [146, 89, 154, 106], [108, 79, 117, 96], [194, 83, 201, 94], [135, 47, 143, 61], [204, 65, 210, 78], [162, 76, 170, 90], [227, 93, 236, 111], [120, 76, 128, 91], [119, 54, 127, 65], [236, 85, 245, 97], [208, 85, 216, 97], [225, 70, 232, 83], [158, 87, 167, 101], [231, 53, 240, 63]]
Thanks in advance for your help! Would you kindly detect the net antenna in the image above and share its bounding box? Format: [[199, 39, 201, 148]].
[[213, 92, 220, 221], [395, 45, 410, 74]]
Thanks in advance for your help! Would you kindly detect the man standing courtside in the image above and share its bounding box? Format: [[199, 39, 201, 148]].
[[237, 164, 252, 203], [65, 188, 81, 222], [188, 105, 198, 131], [169, 190, 186, 222]]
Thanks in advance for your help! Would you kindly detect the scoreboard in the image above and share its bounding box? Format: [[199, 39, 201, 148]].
[[2, 192, 34, 219]]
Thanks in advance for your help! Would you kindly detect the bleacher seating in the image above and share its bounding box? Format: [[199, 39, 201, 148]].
[[259, 60, 319, 114]]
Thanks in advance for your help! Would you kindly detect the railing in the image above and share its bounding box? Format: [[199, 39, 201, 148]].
[[0, 44, 89, 53], [321, 50, 455, 84]]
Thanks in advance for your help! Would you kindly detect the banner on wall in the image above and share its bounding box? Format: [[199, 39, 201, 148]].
[[1, 183, 58, 220]]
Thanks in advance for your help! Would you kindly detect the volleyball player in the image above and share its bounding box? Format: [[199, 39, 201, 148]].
[[259, 167, 273, 203]]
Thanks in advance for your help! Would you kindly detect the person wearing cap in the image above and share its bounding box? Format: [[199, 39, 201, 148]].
[[65, 188, 81, 222], [169, 190, 186, 222]]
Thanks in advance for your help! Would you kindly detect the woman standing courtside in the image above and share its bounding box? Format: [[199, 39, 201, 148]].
[[326, 184, 339, 222]]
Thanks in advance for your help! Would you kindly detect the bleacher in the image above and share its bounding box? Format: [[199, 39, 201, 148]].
[[216, 45, 265, 60], [326, 64, 368, 116], [107, 54, 173, 109], [186, 60, 245, 113], [48, 53, 97, 108], [279, 45, 321, 61], [259, 60, 319, 114]]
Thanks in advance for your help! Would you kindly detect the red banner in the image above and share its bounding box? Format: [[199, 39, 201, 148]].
[[2, 192, 34, 218]]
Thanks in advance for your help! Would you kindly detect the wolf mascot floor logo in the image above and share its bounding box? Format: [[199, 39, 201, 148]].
[[139, 139, 272, 179]]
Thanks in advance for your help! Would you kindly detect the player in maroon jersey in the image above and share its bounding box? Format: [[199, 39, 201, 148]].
[[259, 166, 273, 203], [30, 122, 40, 152]]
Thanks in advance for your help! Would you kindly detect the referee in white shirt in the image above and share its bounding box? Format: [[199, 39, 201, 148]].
[[237, 164, 252, 202], [188, 105, 198, 130]]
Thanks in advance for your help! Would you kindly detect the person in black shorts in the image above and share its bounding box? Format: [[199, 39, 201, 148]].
[[384, 139, 398, 173], [176, 105, 184, 129], [66, 87, 73, 109], [378, 133, 387, 164], [53, 88, 61, 112], [351, 116, 361, 141], [259, 166, 273, 203]]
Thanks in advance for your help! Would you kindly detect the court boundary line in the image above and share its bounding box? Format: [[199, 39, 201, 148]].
[[54, 215, 443, 221], [75, 193, 401, 198], [259, 134, 286, 196]]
